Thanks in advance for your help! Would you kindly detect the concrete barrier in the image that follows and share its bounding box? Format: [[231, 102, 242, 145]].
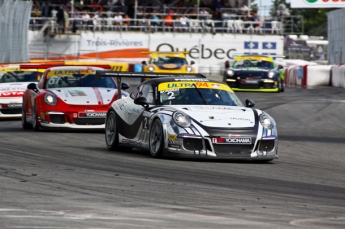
[[331, 65, 345, 88]]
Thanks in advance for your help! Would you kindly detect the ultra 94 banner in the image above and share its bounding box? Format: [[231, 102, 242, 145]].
[[291, 0, 345, 8]]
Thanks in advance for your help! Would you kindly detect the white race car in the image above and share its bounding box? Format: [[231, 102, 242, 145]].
[[0, 65, 42, 118], [98, 71, 279, 161]]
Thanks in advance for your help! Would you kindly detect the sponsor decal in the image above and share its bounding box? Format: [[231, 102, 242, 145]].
[[47, 70, 94, 77], [7, 103, 22, 108], [68, 90, 87, 96], [86, 39, 144, 47], [79, 112, 107, 118], [0, 91, 24, 97], [168, 133, 177, 143], [158, 82, 231, 91], [213, 137, 252, 144], [291, 0, 345, 8]]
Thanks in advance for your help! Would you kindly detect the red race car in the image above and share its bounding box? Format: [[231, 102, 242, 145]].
[[22, 65, 130, 131]]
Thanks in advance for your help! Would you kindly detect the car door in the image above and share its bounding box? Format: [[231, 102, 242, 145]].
[[127, 83, 154, 145]]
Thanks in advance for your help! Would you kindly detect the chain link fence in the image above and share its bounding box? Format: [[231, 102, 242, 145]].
[[0, 0, 32, 63]]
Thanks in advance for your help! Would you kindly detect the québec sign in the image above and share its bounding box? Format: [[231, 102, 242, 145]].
[[291, 0, 345, 8]]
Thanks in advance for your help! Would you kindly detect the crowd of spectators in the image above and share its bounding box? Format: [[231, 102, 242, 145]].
[[30, 0, 270, 33]]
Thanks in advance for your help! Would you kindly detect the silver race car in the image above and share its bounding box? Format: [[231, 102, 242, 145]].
[[97, 71, 278, 161]]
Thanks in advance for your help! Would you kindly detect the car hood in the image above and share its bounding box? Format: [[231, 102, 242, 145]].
[[0, 82, 31, 98], [48, 87, 118, 105], [172, 105, 256, 128]]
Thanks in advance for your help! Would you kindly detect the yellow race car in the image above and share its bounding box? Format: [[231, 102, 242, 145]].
[[141, 51, 195, 74]]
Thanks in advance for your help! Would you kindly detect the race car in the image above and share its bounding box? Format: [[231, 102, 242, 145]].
[[21, 66, 130, 131], [223, 55, 285, 92], [0, 65, 44, 118], [98, 71, 278, 161], [141, 51, 195, 81]]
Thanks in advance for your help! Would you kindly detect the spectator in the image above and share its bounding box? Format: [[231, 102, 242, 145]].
[[239, 3, 249, 15], [81, 10, 91, 29], [164, 12, 173, 28], [177, 14, 189, 32], [122, 14, 131, 27], [151, 13, 160, 26], [113, 12, 123, 26], [199, 8, 209, 21]]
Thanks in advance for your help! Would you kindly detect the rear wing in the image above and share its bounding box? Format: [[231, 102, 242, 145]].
[[19, 63, 112, 70], [95, 71, 206, 99]]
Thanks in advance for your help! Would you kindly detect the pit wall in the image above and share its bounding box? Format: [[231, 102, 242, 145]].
[[284, 64, 345, 88]]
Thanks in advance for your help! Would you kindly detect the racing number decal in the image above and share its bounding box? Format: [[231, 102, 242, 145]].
[[142, 117, 149, 130], [167, 91, 175, 100]]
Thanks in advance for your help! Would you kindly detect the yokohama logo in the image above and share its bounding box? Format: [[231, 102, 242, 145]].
[[0, 91, 24, 97], [86, 112, 106, 117], [226, 138, 251, 144]]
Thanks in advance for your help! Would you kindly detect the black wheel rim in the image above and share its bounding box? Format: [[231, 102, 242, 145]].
[[105, 113, 116, 145]]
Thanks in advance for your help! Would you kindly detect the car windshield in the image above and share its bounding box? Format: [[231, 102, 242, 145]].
[[44, 73, 117, 89], [233, 59, 274, 69], [150, 56, 187, 65], [0, 71, 42, 83], [158, 81, 243, 106]]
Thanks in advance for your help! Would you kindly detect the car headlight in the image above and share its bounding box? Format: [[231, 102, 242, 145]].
[[227, 70, 234, 76], [186, 66, 192, 72], [259, 113, 274, 129], [173, 112, 191, 128], [148, 66, 155, 72], [44, 94, 58, 106], [268, 71, 275, 78]]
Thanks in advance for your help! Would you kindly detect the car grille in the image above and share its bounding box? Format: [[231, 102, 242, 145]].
[[0, 108, 21, 115], [73, 118, 105, 125], [50, 114, 65, 124], [212, 144, 254, 158]]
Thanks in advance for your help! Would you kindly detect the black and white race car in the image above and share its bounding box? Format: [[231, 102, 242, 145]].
[[96, 71, 279, 161]]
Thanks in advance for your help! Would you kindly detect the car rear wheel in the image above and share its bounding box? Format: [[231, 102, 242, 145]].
[[149, 119, 164, 158], [21, 102, 31, 130], [105, 110, 132, 152], [32, 102, 42, 131], [279, 78, 285, 92]]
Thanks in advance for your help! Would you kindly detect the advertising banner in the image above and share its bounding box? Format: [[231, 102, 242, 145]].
[[149, 34, 283, 66], [291, 0, 345, 8]]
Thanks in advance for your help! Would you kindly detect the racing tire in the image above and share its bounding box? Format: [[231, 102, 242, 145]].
[[278, 78, 285, 92], [32, 102, 43, 131], [21, 102, 31, 130], [149, 119, 164, 158], [105, 110, 132, 152]]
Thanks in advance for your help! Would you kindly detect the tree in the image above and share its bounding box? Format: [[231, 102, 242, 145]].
[[253, 0, 335, 37]]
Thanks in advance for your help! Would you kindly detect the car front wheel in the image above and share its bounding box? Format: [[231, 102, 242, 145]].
[[149, 119, 164, 158]]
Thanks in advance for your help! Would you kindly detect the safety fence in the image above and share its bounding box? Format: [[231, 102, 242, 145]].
[[0, 0, 32, 63]]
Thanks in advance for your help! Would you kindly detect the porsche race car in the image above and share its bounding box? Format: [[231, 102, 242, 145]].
[[22, 66, 130, 131], [223, 55, 285, 92], [99, 71, 279, 161], [141, 51, 195, 82], [0, 65, 44, 118]]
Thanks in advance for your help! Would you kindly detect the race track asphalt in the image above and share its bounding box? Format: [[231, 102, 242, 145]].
[[1, 85, 345, 229]]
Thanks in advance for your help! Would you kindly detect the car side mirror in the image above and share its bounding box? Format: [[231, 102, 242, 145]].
[[27, 82, 39, 93], [277, 65, 283, 70], [121, 82, 130, 90], [245, 99, 255, 108], [142, 61, 147, 65], [134, 96, 149, 108], [191, 61, 195, 65]]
